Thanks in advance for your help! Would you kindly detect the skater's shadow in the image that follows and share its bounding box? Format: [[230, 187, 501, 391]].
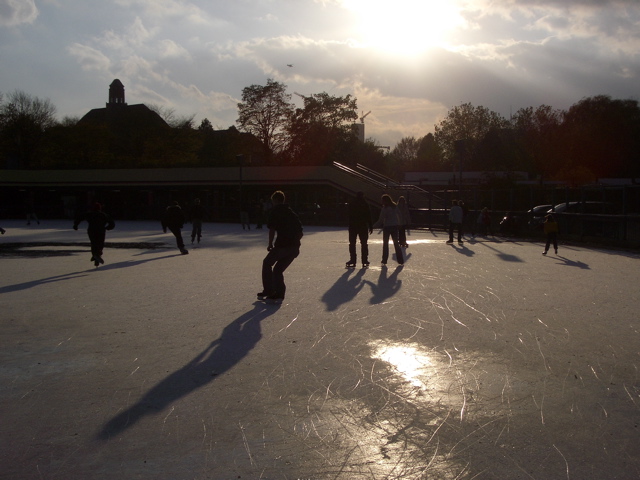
[[321, 268, 367, 311], [556, 256, 590, 269], [449, 243, 475, 257], [0, 271, 88, 295], [96, 302, 279, 441], [477, 241, 523, 262], [366, 265, 403, 304], [90, 253, 182, 272]]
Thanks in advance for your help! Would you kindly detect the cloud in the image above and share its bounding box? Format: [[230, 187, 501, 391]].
[[5, 0, 640, 148], [158, 39, 190, 59], [97, 17, 156, 51], [0, 0, 38, 26], [66, 43, 111, 72]]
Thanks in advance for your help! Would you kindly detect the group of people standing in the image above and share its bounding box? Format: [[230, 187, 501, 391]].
[[346, 192, 410, 268]]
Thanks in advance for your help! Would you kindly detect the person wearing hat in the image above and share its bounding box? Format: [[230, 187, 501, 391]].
[[73, 202, 115, 267]]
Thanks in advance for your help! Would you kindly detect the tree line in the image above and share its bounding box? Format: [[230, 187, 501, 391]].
[[1, 82, 639, 185]]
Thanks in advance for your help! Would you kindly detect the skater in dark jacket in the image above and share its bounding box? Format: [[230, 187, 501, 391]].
[[258, 191, 303, 302], [346, 191, 373, 267], [73, 202, 115, 267], [162, 201, 189, 254], [189, 198, 205, 244], [542, 214, 559, 255]]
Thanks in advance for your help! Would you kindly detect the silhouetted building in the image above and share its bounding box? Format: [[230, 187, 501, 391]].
[[79, 79, 169, 131]]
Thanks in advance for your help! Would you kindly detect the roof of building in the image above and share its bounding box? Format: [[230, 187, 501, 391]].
[[78, 103, 169, 130]]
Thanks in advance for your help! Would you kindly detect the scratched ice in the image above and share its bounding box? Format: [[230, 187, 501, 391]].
[[0, 221, 639, 479]]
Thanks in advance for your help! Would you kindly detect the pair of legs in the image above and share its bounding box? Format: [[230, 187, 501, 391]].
[[448, 222, 463, 242], [191, 220, 202, 243], [398, 225, 409, 247], [382, 226, 404, 264], [241, 212, 250, 230], [168, 226, 187, 253], [348, 226, 369, 264], [262, 246, 300, 298], [544, 233, 558, 254], [26, 213, 39, 225], [88, 229, 106, 265]]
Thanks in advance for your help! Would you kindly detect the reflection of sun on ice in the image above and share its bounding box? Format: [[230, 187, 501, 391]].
[[342, 0, 465, 55], [370, 340, 434, 389]]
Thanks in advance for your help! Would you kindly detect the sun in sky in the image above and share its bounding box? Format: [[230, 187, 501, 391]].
[[341, 0, 467, 55]]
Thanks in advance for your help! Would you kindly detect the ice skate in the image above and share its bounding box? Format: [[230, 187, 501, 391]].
[[345, 259, 356, 268]]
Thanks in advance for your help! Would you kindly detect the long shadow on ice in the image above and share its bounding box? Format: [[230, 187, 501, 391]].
[[96, 302, 279, 441], [93, 253, 183, 271], [366, 264, 403, 304], [321, 268, 367, 311], [0, 271, 88, 295], [555, 255, 590, 269]]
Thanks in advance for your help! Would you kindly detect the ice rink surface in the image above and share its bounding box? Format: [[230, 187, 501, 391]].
[[1, 219, 639, 479]]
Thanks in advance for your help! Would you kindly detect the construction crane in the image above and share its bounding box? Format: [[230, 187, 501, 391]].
[[360, 110, 371, 123]]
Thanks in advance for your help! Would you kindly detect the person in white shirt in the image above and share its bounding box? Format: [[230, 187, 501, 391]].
[[447, 200, 464, 244], [373, 194, 404, 265]]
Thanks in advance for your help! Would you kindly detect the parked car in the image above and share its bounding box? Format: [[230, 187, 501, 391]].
[[548, 201, 616, 214], [527, 204, 553, 228]]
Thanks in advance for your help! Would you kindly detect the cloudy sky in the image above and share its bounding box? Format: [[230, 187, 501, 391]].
[[1, 0, 639, 146]]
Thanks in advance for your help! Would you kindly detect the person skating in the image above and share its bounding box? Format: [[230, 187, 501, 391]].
[[73, 202, 115, 267], [346, 191, 373, 268], [189, 198, 205, 244], [476, 207, 492, 237], [447, 200, 464, 244], [373, 194, 404, 265], [258, 191, 303, 303], [542, 214, 559, 255], [162, 201, 189, 254], [25, 193, 39, 225], [397, 195, 411, 248]]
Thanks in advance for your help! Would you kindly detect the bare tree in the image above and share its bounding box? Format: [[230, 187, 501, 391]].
[[236, 79, 293, 162], [148, 104, 195, 129], [0, 90, 57, 168]]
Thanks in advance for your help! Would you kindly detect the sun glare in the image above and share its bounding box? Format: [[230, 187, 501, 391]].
[[343, 0, 465, 55]]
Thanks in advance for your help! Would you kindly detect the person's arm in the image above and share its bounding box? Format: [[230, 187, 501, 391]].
[[366, 205, 373, 233], [268, 228, 276, 250]]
